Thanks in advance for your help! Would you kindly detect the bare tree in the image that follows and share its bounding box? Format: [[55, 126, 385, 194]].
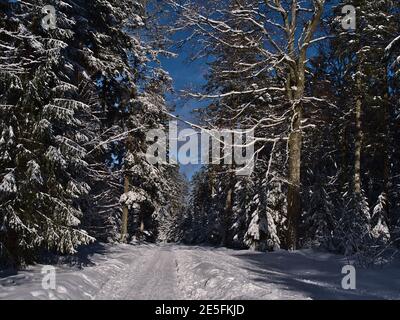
[[168, 0, 326, 249]]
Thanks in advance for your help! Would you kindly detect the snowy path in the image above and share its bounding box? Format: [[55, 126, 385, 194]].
[[96, 246, 182, 300], [1, 244, 399, 300]]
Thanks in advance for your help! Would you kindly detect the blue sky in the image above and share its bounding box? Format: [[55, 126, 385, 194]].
[[159, 34, 211, 180], [157, 1, 337, 180]]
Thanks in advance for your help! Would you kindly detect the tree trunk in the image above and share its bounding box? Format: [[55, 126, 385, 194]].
[[287, 102, 302, 250], [120, 174, 130, 242], [383, 92, 391, 224], [340, 126, 348, 191], [354, 77, 362, 196], [286, 59, 305, 250], [136, 213, 145, 241], [209, 169, 216, 197], [222, 184, 233, 247], [121, 133, 133, 243]]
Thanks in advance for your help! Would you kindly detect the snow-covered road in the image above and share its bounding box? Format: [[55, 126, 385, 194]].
[[96, 245, 182, 300], [1, 244, 399, 300]]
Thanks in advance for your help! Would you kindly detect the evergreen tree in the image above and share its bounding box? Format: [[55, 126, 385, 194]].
[[0, 0, 185, 265]]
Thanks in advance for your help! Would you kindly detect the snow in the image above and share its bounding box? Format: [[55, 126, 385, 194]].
[[119, 189, 147, 210], [27, 160, 43, 185], [45, 146, 67, 169], [0, 172, 17, 194], [1, 244, 399, 300], [385, 35, 400, 54]]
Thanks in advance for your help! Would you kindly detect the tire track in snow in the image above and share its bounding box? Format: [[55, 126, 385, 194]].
[[95, 245, 183, 300]]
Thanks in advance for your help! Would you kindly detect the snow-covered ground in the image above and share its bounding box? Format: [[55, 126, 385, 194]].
[[0, 244, 399, 300]]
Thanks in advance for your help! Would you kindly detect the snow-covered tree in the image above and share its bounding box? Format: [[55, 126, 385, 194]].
[[171, 0, 400, 259], [1, 0, 96, 265], [0, 0, 184, 265], [169, 0, 328, 250], [298, 0, 400, 258]]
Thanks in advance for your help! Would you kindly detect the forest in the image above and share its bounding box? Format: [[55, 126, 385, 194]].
[[1, 0, 400, 271]]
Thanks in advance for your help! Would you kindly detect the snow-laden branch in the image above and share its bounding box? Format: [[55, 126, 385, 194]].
[[182, 86, 286, 100], [385, 35, 400, 54], [86, 126, 146, 156]]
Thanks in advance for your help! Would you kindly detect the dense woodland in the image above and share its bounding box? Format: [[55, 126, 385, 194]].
[[1, 0, 400, 267], [0, 0, 186, 266], [180, 0, 400, 264]]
